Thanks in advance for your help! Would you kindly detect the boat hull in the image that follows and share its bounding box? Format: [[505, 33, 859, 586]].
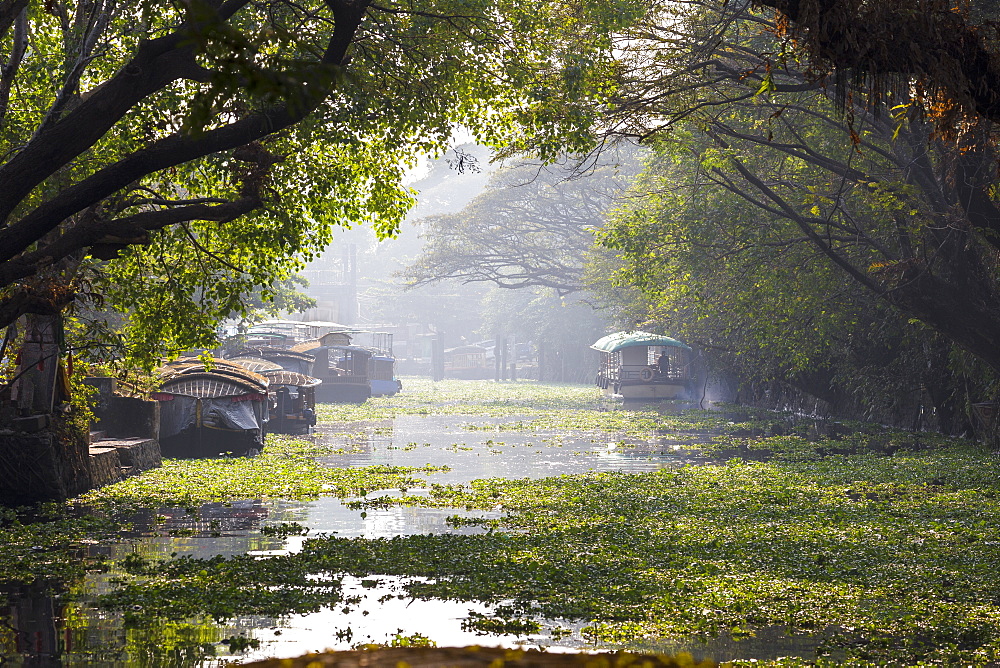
[[159, 427, 262, 458], [267, 412, 316, 435], [315, 381, 371, 403], [606, 380, 691, 401], [371, 378, 402, 397]]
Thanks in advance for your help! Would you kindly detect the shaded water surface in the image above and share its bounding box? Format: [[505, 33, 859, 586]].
[[0, 405, 822, 666]]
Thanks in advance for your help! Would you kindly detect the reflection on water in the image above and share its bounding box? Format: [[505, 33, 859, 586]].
[[0, 578, 260, 667], [313, 415, 702, 487], [1, 582, 64, 667], [233, 576, 505, 663], [0, 410, 824, 666]]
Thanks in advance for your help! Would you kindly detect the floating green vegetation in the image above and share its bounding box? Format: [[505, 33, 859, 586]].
[[7, 380, 995, 667], [78, 434, 449, 509], [694, 427, 958, 463], [364, 631, 438, 648], [316, 378, 604, 422], [108, 440, 1000, 665], [0, 434, 450, 585], [0, 503, 119, 584], [315, 379, 860, 444], [325, 445, 1000, 665], [101, 551, 348, 624]]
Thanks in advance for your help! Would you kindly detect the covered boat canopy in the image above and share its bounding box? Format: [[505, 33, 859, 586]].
[[158, 373, 266, 398], [158, 358, 270, 393], [263, 370, 322, 388], [232, 346, 314, 362], [590, 331, 691, 353], [228, 357, 284, 373], [290, 339, 322, 353]]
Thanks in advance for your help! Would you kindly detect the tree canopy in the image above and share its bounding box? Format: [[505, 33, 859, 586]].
[[0, 0, 645, 366], [405, 153, 640, 295], [750, 0, 1000, 128], [585, 0, 1000, 426]]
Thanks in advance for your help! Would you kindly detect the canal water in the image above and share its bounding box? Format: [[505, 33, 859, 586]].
[[0, 398, 819, 666]]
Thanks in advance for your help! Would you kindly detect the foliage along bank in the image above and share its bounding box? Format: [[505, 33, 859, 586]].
[[588, 0, 1000, 436]]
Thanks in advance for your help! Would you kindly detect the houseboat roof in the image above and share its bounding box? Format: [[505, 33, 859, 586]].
[[228, 357, 284, 373], [159, 373, 268, 398], [160, 356, 269, 382], [234, 346, 315, 362], [157, 358, 269, 397], [290, 332, 354, 352], [325, 345, 373, 354], [590, 331, 692, 353], [290, 339, 321, 353], [263, 370, 322, 388]]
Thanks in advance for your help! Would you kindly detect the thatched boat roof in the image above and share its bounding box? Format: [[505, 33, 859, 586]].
[[234, 346, 315, 362], [262, 370, 322, 388], [229, 357, 284, 373], [157, 358, 269, 396], [159, 373, 267, 398]]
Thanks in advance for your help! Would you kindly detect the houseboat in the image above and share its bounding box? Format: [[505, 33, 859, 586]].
[[369, 353, 402, 396], [262, 369, 321, 434], [351, 330, 401, 396], [153, 359, 269, 457], [293, 333, 372, 403], [444, 344, 492, 379], [591, 331, 694, 401], [228, 357, 321, 434], [312, 345, 372, 402]]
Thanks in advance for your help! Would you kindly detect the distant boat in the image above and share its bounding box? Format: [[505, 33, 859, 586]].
[[443, 344, 492, 379], [291, 334, 372, 403], [311, 344, 373, 403], [352, 331, 400, 397], [153, 359, 269, 457], [292, 330, 402, 401], [591, 331, 694, 401], [226, 357, 322, 434], [369, 353, 402, 396], [231, 323, 402, 400], [262, 369, 321, 434]]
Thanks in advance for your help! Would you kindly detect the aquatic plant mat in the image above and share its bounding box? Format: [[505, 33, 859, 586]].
[[2, 378, 1000, 666]]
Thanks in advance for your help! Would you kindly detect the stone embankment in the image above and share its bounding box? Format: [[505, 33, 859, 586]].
[[0, 378, 163, 504], [88, 432, 161, 488]]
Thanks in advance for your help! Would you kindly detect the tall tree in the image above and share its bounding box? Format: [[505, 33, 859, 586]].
[[593, 0, 1000, 384], [0, 0, 644, 365], [405, 153, 640, 295], [598, 134, 977, 430]]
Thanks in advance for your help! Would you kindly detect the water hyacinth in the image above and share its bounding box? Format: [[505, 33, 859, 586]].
[[3, 379, 1000, 665]]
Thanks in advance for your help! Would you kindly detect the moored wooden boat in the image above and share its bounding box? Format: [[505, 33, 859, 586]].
[[591, 331, 694, 401], [153, 359, 269, 457], [261, 369, 321, 434], [292, 333, 372, 403]]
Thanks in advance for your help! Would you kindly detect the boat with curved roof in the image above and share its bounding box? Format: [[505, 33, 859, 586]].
[[260, 369, 321, 434], [591, 331, 694, 401], [153, 359, 270, 457]]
